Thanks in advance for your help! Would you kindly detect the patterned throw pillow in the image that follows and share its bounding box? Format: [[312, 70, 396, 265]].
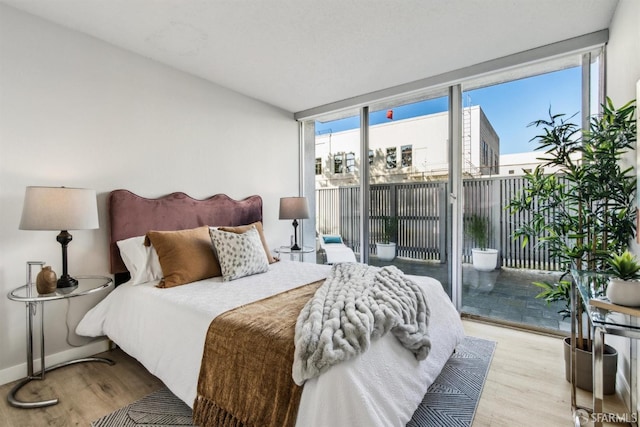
[[218, 221, 278, 264], [209, 226, 269, 281]]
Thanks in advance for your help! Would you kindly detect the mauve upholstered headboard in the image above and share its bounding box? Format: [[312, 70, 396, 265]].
[[109, 190, 263, 279]]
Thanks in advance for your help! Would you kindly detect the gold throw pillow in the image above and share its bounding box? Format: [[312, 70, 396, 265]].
[[145, 225, 221, 288]]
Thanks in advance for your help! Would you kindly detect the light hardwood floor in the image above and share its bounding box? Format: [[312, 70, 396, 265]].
[[465, 320, 630, 426], [0, 320, 631, 426]]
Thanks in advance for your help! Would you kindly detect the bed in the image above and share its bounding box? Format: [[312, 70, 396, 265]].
[[76, 190, 464, 427]]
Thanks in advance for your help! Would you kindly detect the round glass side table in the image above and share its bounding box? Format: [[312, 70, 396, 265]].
[[275, 246, 315, 262], [7, 274, 114, 409]]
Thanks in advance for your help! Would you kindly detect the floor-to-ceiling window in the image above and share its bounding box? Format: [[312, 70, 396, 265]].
[[300, 39, 606, 334], [366, 93, 451, 295], [460, 66, 582, 330], [312, 92, 453, 293], [314, 109, 362, 263], [456, 49, 604, 332]]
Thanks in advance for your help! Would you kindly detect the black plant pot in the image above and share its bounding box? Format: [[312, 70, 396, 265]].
[[563, 337, 617, 395]]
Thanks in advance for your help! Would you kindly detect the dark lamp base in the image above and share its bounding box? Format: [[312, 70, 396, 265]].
[[290, 244, 301, 251], [57, 275, 78, 289]]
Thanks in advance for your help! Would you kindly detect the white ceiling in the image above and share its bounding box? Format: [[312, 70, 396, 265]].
[[1, 0, 619, 114]]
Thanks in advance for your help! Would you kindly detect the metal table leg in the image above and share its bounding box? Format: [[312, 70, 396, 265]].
[[8, 356, 114, 408], [593, 325, 605, 427], [7, 300, 114, 409], [631, 317, 639, 427], [571, 274, 581, 425]]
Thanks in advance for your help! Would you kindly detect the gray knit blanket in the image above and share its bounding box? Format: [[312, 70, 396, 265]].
[[292, 263, 431, 385]]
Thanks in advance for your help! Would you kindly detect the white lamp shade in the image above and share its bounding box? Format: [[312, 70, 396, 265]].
[[19, 186, 99, 231], [279, 197, 310, 220]]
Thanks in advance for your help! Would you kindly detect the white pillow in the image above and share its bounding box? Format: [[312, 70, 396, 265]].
[[116, 235, 163, 285], [209, 226, 269, 281]]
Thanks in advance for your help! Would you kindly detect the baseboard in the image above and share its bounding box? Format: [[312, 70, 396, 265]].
[[0, 338, 110, 386]]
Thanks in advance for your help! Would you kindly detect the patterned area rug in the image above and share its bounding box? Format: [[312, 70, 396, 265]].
[[91, 387, 193, 427], [407, 336, 496, 426], [92, 336, 495, 427]]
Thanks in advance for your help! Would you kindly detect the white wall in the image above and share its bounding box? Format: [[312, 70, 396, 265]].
[[498, 152, 539, 176], [606, 0, 640, 106], [372, 113, 450, 176], [498, 152, 578, 176], [603, 0, 640, 413], [0, 4, 299, 384]]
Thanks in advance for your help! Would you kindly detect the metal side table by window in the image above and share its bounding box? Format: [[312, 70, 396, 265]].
[[7, 269, 114, 409], [570, 268, 639, 427]]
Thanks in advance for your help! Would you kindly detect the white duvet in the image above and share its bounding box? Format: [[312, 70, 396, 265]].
[[77, 260, 464, 427]]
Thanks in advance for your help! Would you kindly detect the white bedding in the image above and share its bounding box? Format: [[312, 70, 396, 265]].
[[77, 260, 464, 427]]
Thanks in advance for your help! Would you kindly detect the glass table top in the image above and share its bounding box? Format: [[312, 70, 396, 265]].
[[8, 275, 113, 302], [571, 268, 640, 331], [276, 246, 315, 253]]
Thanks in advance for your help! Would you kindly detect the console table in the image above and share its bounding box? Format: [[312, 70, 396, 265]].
[[571, 268, 639, 426]]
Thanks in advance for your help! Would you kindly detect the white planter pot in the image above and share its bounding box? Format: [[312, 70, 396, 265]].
[[376, 242, 396, 261], [606, 278, 640, 306], [471, 248, 498, 272]]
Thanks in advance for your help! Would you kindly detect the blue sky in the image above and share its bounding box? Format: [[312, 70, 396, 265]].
[[315, 67, 582, 154]]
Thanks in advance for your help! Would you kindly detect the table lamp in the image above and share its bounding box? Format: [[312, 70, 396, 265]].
[[279, 197, 309, 250], [19, 186, 99, 288]]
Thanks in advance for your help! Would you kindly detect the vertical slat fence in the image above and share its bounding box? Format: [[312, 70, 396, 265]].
[[315, 174, 564, 271]]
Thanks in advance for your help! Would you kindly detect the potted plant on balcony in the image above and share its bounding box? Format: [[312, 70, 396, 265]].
[[606, 250, 640, 306], [376, 216, 398, 261], [466, 214, 498, 271], [508, 97, 637, 393]]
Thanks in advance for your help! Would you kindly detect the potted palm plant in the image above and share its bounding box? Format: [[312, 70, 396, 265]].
[[508, 97, 637, 393], [466, 214, 498, 271], [376, 216, 398, 261], [606, 250, 640, 306]]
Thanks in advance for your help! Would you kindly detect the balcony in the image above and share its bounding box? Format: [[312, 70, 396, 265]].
[[368, 257, 567, 333], [316, 176, 570, 334]]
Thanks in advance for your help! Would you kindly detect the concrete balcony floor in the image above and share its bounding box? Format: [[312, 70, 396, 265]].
[[324, 253, 570, 334]]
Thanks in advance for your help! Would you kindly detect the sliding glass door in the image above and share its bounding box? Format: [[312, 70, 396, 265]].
[[303, 46, 605, 334], [458, 50, 603, 332], [313, 109, 362, 264], [366, 92, 451, 295]]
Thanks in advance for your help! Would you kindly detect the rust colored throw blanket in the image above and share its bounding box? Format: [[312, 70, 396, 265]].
[[193, 280, 324, 427]]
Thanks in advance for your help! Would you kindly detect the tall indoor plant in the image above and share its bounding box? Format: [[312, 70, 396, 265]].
[[508, 97, 637, 392]]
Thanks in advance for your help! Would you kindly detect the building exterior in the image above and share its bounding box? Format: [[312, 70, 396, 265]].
[[498, 151, 582, 176], [314, 105, 500, 187], [499, 152, 542, 176]]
